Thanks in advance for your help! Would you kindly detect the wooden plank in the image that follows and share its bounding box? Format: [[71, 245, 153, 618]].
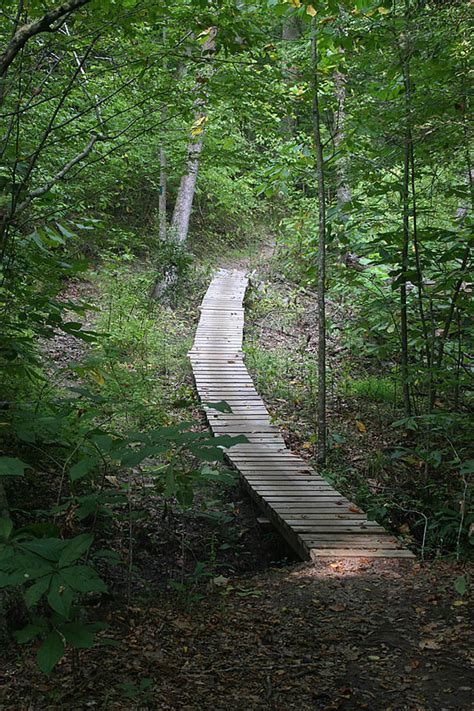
[[271, 505, 359, 511], [208, 410, 275, 420], [242, 478, 333, 485], [276, 516, 363, 522], [300, 536, 402, 547], [248, 485, 339, 493], [285, 521, 385, 530], [235, 468, 317, 474], [232, 462, 314, 468], [227, 452, 293, 457], [310, 549, 415, 558]]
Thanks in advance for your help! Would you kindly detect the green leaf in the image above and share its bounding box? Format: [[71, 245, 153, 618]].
[[75, 495, 98, 520], [0, 517, 13, 539], [189, 445, 225, 462], [69, 457, 98, 482], [460, 459, 474, 476], [55, 222, 76, 239], [25, 575, 52, 608], [15, 622, 46, 644], [0, 457, 29, 477], [16, 522, 60, 539], [58, 534, 93, 567], [454, 575, 466, 596], [59, 564, 107, 593], [60, 622, 95, 649], [37, 631, 65, 675], [47, 575, 74, 618], [21, 538, 67, 562], [120, 445, 166, 468], [204, 400, 233, 413], [91, 434, 114, 453]]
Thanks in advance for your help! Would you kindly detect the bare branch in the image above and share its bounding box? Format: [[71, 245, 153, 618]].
[[0, 0, 91, 79], [16, 132, 106, 214]]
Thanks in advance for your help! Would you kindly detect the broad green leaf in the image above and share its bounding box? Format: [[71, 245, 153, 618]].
[[60, 622, 96, 649], [204, 400, 233, 413], [47, 575, 74, 618], [0, 457, 28, 477], [16, 522, 60, 539], [454, 575, 466, 596], [58, 534, 93, 567], [0, 517, 13, 539], [22, 538, 67, 562], [59, 565, 107, 593], [25, 576, 52, 608], [15, 623, 46, 644], [69, 458, 98, 482], [37, 631, 65, 675], [460, 460, 474, 476]]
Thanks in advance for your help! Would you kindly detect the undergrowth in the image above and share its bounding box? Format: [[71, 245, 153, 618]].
[[244, 270, 473, 561]]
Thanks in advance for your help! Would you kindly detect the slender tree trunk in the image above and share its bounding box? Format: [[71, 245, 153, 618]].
[[333, 8, 350, 217], [333, 67, 350, 208], [400, 111, 411, 416], [151, 29, 216, 299], [159, 113, 167, 240], [402, 42, 432, 412], [281, 13, 300, 137], [311, 18, 327, 465], [171, 132, 205, 243], [159, 27, 168, 241], [399, 2, 412, 416], [171, 27, 216, 244], [159, 144, 167, 240]]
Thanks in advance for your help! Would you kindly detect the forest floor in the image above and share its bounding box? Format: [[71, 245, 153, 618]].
[[2, 558, 471, 709], [1, 245, 472, 710]]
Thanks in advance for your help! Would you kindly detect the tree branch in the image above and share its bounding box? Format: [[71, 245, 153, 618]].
[[0, 0, 91, 79], [16, 132, 106, 214]]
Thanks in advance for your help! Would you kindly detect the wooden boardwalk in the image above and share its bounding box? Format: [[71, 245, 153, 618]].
[[189, 269, 414, 560]]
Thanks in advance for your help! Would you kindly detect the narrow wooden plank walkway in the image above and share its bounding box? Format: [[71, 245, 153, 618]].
[[189, 269, 414, 560]]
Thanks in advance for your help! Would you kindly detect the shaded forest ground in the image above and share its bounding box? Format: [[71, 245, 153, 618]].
[[3, 559, 471, 709], [1, 244, 472, 709]]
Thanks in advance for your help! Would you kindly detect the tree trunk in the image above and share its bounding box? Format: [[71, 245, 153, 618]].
[[280, 13, 300, 137], [151, 30, 216, 300], [399, 2, 413, 417], [159, 115, 167, 241], [170, 27, 217, 244], [333, 8, 350, 216], [333, 66, 350, 209], [400, 108, 412, 416], [171, 132, 205, 243], [311, 18, 327, 465]]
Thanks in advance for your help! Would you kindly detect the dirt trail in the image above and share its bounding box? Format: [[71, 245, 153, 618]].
[[3, 557, 471, 709]]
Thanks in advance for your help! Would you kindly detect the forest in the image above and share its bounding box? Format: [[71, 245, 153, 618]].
[[0, 0, 472, 708]]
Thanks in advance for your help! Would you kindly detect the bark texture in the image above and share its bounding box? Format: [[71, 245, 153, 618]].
[[0, 0, 91, 80], [159, 142, 167, 240], [171, 132, 205, 243], [280, 14, 300, 136], [311, 20, 327, 465], [170, 27, 217, 244]]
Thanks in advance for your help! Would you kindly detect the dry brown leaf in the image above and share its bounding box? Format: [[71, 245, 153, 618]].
[[419, 639, 440, 650]]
